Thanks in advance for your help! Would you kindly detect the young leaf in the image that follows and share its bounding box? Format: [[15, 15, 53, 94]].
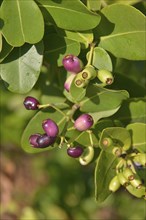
[[98, 4, 146, 60], [95, 150, 119, 202], [1, 0, 44, 46], [37, 0, 100, 31], [80, 85, 129, 113], [21, 107, 68, 153], [44, 34, 80, 66], [87, 0, 101, 11], [126, 123, 146, 153], [91, 47, 113, 71], [0, 41, 44, 94]]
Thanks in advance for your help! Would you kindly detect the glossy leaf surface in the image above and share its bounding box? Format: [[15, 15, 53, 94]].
[[0, 42, 44, 94], [1, 0, 44, 46], [37, 0, 100, 31], [80, 85, 129, 113], [99, 4, 146, 60]]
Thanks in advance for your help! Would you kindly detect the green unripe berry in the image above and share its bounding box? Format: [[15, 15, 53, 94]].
[[79, 146, 94, 165], [126, 184, 145, 198], [130, 174, 143, 189], [102, 137, 113, 148], [74, 73, 89, 88], [109, 175, 121, 192], [81, 65, 96, 80], [134, 153, 146, 167], [117, 172, 129, 187], [97, 69, 114, 85], [123, 168, 135, 181], [112, 147, 122, 157]]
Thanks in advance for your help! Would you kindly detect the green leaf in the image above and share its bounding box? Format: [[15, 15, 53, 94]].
[[91, 47, 113, 71], [112, 98, 146, 126], [99, 127, 131, 152], [80, 85, 129, 113], [57, 29, 93, 48], [0, 41, 44, 94], [95, 150, 119, 202], [0, 32, 2, 52], [87, 0, 101, 11], [37, 0, 100, 31], [44, 34, 80, 66], [21, 107, 68, 153], [126, 123, 146, 153], [0, 37, 13, 63], [1, 0, 44, 46], [98, 4, 146, 60]]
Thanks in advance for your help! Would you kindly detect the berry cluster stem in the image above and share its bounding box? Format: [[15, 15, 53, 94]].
[[87, 42, 96, 66]]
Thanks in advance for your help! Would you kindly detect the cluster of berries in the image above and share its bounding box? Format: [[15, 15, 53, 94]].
[[62, 54, 114, 92], [23, 96, 94, 159]]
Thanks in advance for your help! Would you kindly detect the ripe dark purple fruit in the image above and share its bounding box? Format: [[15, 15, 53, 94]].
[[42, 119, 59, 137], [36, 134, 56, 148], [62, 55, 83, 73], [29, 133, 42, 147], [74, 114, 94, 131], [23, 96, 40, 110], [67, 146, 83, 158]]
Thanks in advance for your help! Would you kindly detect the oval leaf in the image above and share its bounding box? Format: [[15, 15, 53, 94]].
[[0, 42, 44, 94], [99, 4, 146, 60], [37, 0, 100, 31], [92, 47, 113, 71], [1, 0, 44, 46], [126, 123, 146, 153], [95, 150, 119, 202], [21, 108, 68, 153], [80, 85, 129, 113]]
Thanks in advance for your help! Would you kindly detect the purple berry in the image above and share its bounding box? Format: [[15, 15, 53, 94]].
[[64, 74, 76, 92], [74, 114, 94, 131], [37, 134, 56, 148], [67, 146, 83, 158], [29, 133, 41, 147], [42, 119, 59, 137], [62, 55, 83, 73], [23, 96, 40, 110]]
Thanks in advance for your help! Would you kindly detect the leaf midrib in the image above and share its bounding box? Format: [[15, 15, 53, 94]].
[[39, 4, 95, 17], [16, 0, 25, 41], [101, 30, 145, 40]]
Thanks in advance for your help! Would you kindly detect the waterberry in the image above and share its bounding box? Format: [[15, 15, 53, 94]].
[[109, 175, 121, 192], [67, 146, 83, 158], [23, 96, 40, 110], [62, 54, 83, 73], [36, 134, 56, 148], [29, 133, 42, 147], [42, 119, 59, 137], [74, 114, 94, 131], [97, 69, 114, 85]]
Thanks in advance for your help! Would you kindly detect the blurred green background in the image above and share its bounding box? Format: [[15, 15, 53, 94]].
[[0, 69, 146, 220]]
